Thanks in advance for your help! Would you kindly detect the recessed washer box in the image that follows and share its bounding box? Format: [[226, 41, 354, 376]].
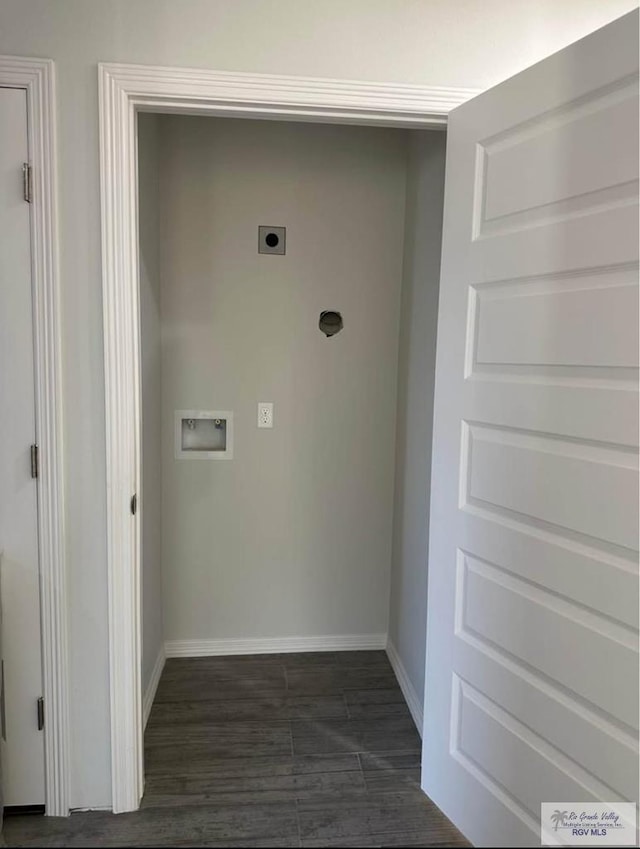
[[175, 411, 234, 459]]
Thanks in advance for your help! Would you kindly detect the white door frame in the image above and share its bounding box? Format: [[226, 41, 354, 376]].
[[0, 57, 68, 817], [98, 61, 480, 813]]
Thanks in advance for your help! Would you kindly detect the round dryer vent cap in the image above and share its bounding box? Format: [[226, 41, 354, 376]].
[[319, 310, 343, 337]]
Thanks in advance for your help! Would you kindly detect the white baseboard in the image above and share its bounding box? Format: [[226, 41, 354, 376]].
[[164, 633, 387, 658], [386, 639, 423, 736], [142, 643, 166, 728]]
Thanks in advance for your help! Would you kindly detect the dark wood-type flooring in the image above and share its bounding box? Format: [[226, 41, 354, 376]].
[[4, 651, 468, 847]]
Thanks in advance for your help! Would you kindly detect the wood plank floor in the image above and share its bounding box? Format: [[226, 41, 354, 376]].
[[4, 651, 468, 847]]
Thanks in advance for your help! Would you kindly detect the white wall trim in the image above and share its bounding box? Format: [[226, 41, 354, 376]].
[[102, 63, 479, 127], [142, 645, 166, 729], [0, 55, 69, 818], [165, 634, 387, 658], [386, 640, 423, 735], [99, 60, 478, 813]]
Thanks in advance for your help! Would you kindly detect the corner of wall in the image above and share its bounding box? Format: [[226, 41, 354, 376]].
[[387, 129, 447, 727]]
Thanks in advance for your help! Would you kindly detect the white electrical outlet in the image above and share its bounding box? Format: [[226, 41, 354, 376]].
[[258, 402, 273, 428]]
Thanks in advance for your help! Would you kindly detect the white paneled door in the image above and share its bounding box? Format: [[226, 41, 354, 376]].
[[0, 87, 45, 805], [423, 11, 638, 847]]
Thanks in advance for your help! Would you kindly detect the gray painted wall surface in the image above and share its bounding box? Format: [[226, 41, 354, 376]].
[[389, 131, 447, 713], [157, 116, 407, 645]]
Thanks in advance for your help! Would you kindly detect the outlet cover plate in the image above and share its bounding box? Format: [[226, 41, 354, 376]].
[[258, 402, 273, 428], [258, 226, 286, 255]]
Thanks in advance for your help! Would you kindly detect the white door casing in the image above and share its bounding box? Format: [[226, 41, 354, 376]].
[[99, 62, 479, 813], [0, 86, 45, 806], [423, 10, 639, 848]]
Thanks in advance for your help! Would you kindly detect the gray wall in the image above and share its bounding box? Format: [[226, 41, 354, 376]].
[[138, 114, 164, 697], [389, 131, 447, 717], [157, 116, 407, 645], [0, 0, 633, 808]]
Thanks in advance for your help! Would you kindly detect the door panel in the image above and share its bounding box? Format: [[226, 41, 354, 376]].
[[423, 11, 639, 846], [0, 87, 45, 806]]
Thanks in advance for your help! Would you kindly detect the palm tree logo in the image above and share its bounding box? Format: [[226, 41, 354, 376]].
[[551, 810, 569, 831]]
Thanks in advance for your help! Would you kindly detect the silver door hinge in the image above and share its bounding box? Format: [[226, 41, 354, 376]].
[[37, 696, 44, 731], [23, 162, 32, 203], [30, 444, 39, 479]]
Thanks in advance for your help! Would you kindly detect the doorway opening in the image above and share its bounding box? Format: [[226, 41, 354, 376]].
[[0, 56, 67, 819], [136, 110, 448, 830]]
